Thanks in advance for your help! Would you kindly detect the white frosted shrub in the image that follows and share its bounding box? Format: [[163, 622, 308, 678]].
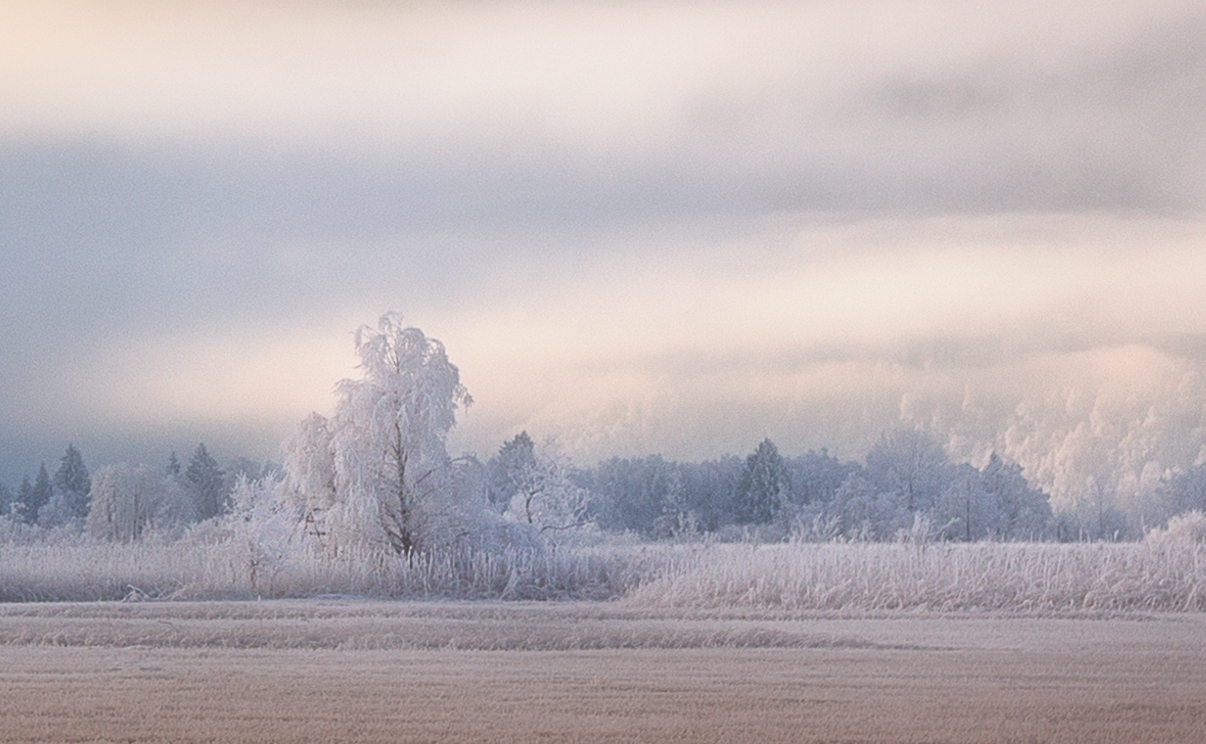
[[205, 474, 307, 594], [1146, 510, 1206, 545]]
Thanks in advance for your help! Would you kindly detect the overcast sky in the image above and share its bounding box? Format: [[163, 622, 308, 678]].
[[3, 1, 1205, 505]]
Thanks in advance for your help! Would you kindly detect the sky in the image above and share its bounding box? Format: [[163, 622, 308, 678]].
[[2, 1, 1205, 508]]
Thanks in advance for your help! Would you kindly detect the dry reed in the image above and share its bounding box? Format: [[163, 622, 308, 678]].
[[624, 540, 1206, 612]]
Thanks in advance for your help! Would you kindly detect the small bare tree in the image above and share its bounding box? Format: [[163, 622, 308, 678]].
[[502, 443, 593, 544]]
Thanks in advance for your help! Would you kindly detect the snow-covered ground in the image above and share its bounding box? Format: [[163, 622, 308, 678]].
[[1, 601, 1204, 743]]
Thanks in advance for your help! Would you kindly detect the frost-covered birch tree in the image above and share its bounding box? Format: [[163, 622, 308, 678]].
[[283, 412, 339, 547], [85, 463, 191, 541], [284, 312, 472, 556]]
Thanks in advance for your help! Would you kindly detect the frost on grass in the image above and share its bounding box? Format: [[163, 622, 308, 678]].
[[3, 534, 1206, 613], [623, 540, 1206, 613], [0, 526, 671, 603]]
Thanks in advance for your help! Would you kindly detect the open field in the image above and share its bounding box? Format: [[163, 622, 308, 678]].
[[1, 600, 1205, 743]]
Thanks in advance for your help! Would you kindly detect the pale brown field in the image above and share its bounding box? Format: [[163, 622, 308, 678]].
[[1, 601, 1204, 743]]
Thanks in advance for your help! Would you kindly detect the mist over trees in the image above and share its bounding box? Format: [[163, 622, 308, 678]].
[[2, 314, 1205, 552]]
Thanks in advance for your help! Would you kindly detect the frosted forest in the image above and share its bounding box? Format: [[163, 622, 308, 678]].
[[4, 313, 1206, 611]]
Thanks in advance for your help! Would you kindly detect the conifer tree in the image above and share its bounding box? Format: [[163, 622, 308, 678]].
[[166, 451, 182, 477], [14, 476, 32, 522], [25, 463, 53, 524], [53, 444, 91, 522], [737, 439, 788, 524], [486, 431, 538, 511], [186, 444, 227, 520]]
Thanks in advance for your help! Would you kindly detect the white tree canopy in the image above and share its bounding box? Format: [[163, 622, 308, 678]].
[[85, 463, 192, 542], [285, 312, 472, 555], [283, 412, 338, 545]]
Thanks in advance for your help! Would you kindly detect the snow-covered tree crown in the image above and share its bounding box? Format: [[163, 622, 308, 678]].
[[286, 312, 475, 555], [337, 311, 472, 443]]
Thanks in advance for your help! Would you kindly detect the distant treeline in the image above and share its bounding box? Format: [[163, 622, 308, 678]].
[[482, 429, 1202, 543], [6, 429, 1206, 543], [0, 444, 278, 541], [483, 430, 1058, 542]]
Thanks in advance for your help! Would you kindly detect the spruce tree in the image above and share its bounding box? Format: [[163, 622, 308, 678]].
[[186, 443, 227, 520], [737, 439, 788, 524], [53, 444, 91, 522], [26, 463, 53, 524], [14, 476, 32, 522], [486, 431, 538, 511]]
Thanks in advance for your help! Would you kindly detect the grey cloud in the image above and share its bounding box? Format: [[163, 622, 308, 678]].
[[837, 12, 1206, 211], [673, 9, 1206, 215], [4, 3, 1206, 483], [6, 7, 1205, 311], [575, 328, 1206, 389]]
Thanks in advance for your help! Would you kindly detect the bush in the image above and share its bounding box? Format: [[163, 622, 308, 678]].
[[1146, 510, 1206, 545]]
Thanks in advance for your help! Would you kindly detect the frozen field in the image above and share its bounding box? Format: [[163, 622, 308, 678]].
[[1, 601, 1204, 743]]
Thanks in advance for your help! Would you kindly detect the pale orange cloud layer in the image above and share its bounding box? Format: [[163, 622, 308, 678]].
[[2, 1, 1204, 503]]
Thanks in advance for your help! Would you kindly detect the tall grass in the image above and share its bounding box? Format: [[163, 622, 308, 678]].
[[0, 538, 676, 602], [623, 540, 1206, 613], [4, 533, 1206, 612]]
